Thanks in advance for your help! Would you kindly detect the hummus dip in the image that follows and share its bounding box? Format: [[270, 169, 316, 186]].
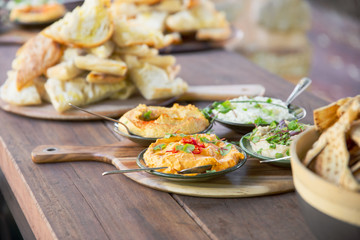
[[248, 120, 308, 158], [144, 134, 244, 174], [118, 104, 210, 138]]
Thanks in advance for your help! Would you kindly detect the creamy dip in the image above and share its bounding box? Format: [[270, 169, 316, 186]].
[[248, 120, 308, 158], [211, 96, 295, 124], [118, 104, 209, 138]]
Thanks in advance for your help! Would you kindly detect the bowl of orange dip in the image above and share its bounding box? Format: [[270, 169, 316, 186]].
[[137, 133, 247, 181]]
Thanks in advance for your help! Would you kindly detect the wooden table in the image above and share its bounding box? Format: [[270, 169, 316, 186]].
[[0, 44, 329, 239]]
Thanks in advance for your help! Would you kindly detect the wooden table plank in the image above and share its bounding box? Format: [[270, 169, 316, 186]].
[[0, 45, 330, 239]]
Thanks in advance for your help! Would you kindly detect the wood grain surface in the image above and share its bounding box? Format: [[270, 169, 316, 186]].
[[0, 45, 329, 239], [31, 143, 294, 198]]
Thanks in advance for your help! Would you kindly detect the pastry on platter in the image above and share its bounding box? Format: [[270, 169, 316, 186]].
[[9, 2, 66, 24], [130, 62, 187, 100], [44, 76, 127, 112], [165, 0, 231, 41], [0, 71, 42, 106], [13, 33, 62, 90], [112, 16, 179, 49], [42, 0, 114, 48], [0, 0, 188, 113], [110, 0, 232, 42]]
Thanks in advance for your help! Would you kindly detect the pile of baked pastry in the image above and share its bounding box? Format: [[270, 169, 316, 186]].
[[0, 0, 231, 113]]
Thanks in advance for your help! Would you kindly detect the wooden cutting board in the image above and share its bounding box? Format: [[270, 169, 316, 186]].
[[0, 84, 265, 120], [31, 142, 294, 198]]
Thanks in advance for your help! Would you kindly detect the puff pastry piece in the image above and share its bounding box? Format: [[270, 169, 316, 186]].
[[116, 0, 161, 4], [45, 76, 127, 112], [46, 61, 84, 81], [114, 44, 158, 57], [86, 71, 126, 83], [42, 0, 114, 48], [138, 55, 176, 69], [109, 79, 137, 100], [88, 41, 116, 59], [9, 3, 66, 24], [165, 0, 231, 41], [14, 33, 62, 90], [74, 54, 127, 76], [196, 27, 232, 41], [112, 16, 177, 49], [0, 71, 42, 106], [130, 63, 188, 100]]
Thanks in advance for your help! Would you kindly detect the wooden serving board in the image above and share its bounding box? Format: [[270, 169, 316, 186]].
[[0, 84, 265, 120], [31, 142, 294, 198]]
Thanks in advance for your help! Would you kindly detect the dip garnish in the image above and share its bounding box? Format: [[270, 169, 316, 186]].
[[142, 110, 152, 121], [153, 143, 166, 151], [249, 120, 305, 146], [247, 120, 307, 158]]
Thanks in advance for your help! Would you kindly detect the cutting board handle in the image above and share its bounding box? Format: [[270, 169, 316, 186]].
[[31, 145, 136, 170], [179, 84, 265, 101]]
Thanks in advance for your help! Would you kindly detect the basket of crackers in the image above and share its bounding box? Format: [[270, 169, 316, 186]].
[[290, 95, 360, 240]]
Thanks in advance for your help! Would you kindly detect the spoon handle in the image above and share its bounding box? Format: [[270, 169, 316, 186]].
[[260, 156, 291, 163], [102, 167, 167, 176], [285, 77, 312, 106], [68, 103, 132, 134]]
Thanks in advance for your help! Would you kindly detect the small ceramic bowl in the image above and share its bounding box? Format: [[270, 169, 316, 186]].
[[239, 133, 290, 167], [208, 104, 306, 135], [290, 127, 360, 240], [136, 146, 247, 182], [113, 121, 214, 146]]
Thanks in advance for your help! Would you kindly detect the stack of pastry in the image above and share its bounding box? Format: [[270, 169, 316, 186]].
[[226, 0, 312, 83], [0, 0, 188, 113], [110, 0, 232, 42]]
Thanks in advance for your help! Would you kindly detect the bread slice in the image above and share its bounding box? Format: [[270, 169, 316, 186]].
[[42, 0, 114, 48], [130, 63, 188, 100]]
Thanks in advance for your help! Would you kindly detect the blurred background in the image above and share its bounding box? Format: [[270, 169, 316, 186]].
[[0, 0, 359, 239], [213, 0, 360, 102]]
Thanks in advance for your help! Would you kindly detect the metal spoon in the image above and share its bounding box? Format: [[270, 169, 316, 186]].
[[285, 77, 312, 106], [102, 167, 168, 176], [177, 164, 213, 174], [259, 156, 291, 163], [68, 103, 133, 135], [102, 164, 213, 176]]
